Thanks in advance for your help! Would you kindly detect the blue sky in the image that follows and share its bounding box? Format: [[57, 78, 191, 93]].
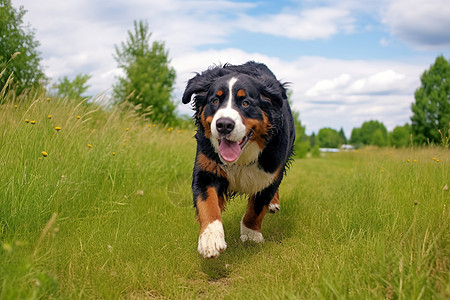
[[13, 0, 450, 137]]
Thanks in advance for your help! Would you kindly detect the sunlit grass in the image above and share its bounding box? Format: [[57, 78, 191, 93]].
[[0, 89, 448, 299]]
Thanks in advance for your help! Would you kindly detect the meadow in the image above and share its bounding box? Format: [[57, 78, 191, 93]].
[[0, 90, 448, 299]]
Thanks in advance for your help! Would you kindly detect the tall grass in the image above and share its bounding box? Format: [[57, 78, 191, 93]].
[[0, 89, 448, 299]]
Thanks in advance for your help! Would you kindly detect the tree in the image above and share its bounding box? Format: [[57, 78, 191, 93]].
[[411, 55, 450, 144], [53, 74, 91, 101], [389, 123, 411, 147], [0, 0, 46, 94], [113, 20, 176, 123], [317, 127, 344, 148], [310, 132, 316, 148], [338, 127, 347, 144], [350, 127, 362, 147], [371, 129, 386, 147], [350, 120, 388, 146], [292, 109, 310, 158]]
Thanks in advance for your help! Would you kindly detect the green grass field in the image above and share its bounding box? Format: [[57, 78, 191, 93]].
[[1, 90, 449, 299]]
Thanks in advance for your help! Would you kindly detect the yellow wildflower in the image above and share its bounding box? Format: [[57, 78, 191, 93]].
[[406, 159, 410, 163], [41, 151, 48, 157], [48, 115, 52, 119], [77, 115, 81, 119], [25, 119, 30, 123], [55, 126, 61, 131], [30, 120, 36, 125], [46, 98, 51, 102], [112, 152, 116, 156], [88, 144, 93, 148], [126, 128, 129, 131], [14, 105, 18, 109], [2, 243, 13, 253]]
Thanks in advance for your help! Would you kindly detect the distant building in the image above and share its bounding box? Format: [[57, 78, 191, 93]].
[[341, 144, 355, 151], [319, 148, 340, 153], [319, 145, 355, 153]]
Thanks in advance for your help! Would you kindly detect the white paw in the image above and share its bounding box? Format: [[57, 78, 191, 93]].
[[198, 220, 227, 258], [268, 203, 280, 213], [240, 219, 264, 243]]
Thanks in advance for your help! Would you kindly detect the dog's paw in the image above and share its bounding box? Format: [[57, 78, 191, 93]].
[[198, 220, 227, 258], [240, 219, 265, 243], [268, 203, 280, 213]]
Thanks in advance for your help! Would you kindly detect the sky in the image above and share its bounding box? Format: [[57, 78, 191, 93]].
[[12, 0, 450, 137]]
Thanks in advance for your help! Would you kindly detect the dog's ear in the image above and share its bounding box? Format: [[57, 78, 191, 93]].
[[259, 76, 288, 108], [182, 73, 209, 105], [182, 66, 232, 105]]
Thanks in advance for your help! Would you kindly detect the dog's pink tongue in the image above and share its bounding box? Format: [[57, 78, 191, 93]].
[[219, 139, 241, 162]]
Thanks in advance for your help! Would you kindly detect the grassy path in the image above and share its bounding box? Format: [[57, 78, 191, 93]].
[[0, 92, 448, 299]]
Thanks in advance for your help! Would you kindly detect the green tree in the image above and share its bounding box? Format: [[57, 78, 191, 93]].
[[389, 123, 411, 147], [292, 111, 310, 158], [338, 127, 347, 144], [0, 0, 46, 94], [317, 127, 344, 148], [349, 127, 361, 147], [411, 55, 450, 144], [309, 132, 316, 148], [350, 120, 388, 146], [53, 74, 91, 101], [113, 20, 176, 123], [371, 129, 386, 147]]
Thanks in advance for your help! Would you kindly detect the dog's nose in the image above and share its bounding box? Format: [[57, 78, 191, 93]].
[[216, 117, 235, 135]]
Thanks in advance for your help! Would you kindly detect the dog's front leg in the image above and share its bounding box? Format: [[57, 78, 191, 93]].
[[240, 195, 268, 243], [196, 187, 227, 258]]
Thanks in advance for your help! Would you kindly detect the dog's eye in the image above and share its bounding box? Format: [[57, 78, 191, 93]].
[[242, 100, 250, 107], [212, 98, 219, 105]]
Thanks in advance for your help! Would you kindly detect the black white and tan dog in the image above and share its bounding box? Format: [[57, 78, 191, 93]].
[[182, 61, 295, 258]]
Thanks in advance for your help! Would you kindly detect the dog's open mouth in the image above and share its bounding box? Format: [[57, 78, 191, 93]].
[[218, 130, 253, 163]]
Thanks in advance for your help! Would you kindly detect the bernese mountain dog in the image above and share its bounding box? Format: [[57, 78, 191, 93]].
[[182, 61, 295, 258]]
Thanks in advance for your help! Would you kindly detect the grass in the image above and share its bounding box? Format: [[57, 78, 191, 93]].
[[0, 89, 449, 299]]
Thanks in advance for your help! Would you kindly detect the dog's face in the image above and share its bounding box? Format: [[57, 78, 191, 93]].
[[183, 63, 286, 165], [203, 74, 271, 164]]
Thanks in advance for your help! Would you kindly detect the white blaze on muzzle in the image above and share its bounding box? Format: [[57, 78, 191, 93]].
[[210, 77, 248, 163]]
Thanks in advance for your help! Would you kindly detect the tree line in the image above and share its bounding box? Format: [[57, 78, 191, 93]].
[[1, 0, 448, 149]]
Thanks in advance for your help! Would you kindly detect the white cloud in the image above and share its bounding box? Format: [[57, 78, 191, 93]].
[[305, 74, 352, 98], [379, 38, 389, 47], [381, 0, 450, 50], [348, 69, 406, 94], [239, 7, 354, 40]]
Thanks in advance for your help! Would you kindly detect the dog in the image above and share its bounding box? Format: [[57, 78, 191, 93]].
[[182, 61, 295, 258]]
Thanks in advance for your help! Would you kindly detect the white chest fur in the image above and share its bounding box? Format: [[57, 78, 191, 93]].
[[221, 162, 275, 196]]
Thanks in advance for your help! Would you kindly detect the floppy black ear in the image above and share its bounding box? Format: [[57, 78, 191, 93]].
[[182, 66, 233, 105], [182, 73, 208, 104], [259, 76, 288, 108]]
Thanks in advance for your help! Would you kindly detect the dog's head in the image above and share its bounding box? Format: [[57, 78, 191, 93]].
[[182, 62, 287, 165]]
